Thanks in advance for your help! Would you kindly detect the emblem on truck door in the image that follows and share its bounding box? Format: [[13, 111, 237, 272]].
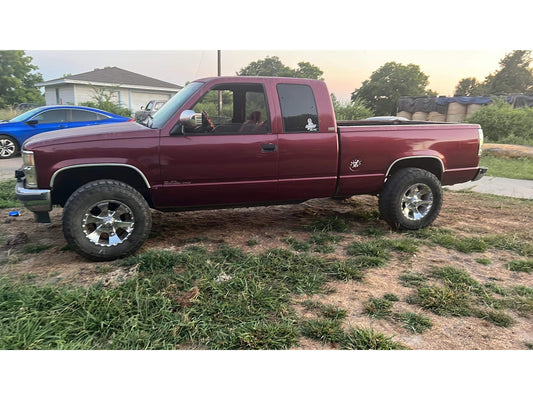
[[349, 159, 362, 171]]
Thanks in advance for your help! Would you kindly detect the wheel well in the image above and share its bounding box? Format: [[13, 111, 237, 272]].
[[387, 158, 443, 182], [51, 166, 152, 207]]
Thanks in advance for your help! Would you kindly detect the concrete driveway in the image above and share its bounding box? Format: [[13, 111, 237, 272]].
[[446, 176, 533, 199], [0, 156, 21, 181]]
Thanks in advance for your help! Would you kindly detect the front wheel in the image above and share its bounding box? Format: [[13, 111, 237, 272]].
[[379, 168, 442, 230], [62, 180, 152, 261]]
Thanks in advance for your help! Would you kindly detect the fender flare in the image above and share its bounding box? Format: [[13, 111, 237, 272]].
[[50, 163, 151, 189]]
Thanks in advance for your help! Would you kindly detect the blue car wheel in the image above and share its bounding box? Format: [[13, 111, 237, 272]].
[[0, 135, 19, 159]]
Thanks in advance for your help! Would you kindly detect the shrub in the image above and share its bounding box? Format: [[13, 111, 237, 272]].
[[467, 99, 533, 146]]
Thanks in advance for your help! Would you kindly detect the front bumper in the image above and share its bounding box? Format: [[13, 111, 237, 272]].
[[472, 166, 488, 181], [15, 180, 52, 213]]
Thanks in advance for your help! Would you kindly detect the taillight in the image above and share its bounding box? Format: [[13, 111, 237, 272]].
[[478, 128, 484, 156]]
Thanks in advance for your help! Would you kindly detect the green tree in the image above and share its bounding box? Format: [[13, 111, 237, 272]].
[[483, 50, 533, 94], [0, 50, 44, 108], [237, 56, 324, 80], [293, 62, 324, 80], [454, 77, 485, 96], [237, 56, 292, 77], [351, 62, 432, 115], [331, 94, 373, 120]]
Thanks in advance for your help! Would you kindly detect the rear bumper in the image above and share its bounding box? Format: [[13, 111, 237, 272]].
[[15, 180, 52, 212], [472, 166, 488, 181]]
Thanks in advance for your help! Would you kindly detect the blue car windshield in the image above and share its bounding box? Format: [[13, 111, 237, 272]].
[[149, 82, 204, 129], [9, 107, 45, 123]]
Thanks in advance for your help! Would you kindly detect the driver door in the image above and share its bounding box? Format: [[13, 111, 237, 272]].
[[156, 83, 278, 208]]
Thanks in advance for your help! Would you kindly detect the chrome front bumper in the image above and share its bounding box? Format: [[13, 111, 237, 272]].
[[15, 180, 52, 213]]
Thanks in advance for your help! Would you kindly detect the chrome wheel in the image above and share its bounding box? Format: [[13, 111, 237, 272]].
[[82, 200, 135, 247], [401, 183, 433, 221], [0, 138, 16, 158]]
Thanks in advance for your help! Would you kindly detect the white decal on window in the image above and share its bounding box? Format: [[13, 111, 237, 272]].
[[305, 118, 317, 132]]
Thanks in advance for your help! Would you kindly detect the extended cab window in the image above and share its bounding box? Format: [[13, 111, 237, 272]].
[[186, 83, 270, 135], [277, 84, 319, 133]]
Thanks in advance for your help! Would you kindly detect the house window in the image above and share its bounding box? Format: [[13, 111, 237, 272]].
[[55, 88, 60, 104]]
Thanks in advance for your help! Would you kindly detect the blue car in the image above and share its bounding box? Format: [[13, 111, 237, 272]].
[[0, 105, 133, 159]]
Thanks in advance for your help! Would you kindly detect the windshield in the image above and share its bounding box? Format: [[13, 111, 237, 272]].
[[149, 82, 204, 129], [9, 107, 45, 123]]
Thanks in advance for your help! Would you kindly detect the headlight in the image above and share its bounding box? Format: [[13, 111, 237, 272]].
[[478, 128, 484, 156], [21, 150, 38, 188], [22, 150, 35, 167]]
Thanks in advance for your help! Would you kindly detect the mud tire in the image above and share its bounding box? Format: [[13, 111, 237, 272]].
[[62, 180, 152, 261], [379, 168, 442, 230]]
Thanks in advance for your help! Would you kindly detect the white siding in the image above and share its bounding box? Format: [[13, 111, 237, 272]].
[[44, 85, 75, 105], [44, 88, 56, 105], [73, 85, 121, 106], [44, 83, 178, 111]]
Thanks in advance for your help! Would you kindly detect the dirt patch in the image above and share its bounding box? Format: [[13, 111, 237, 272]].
[[1, 191, 532, 349], [483, 143, 533, 159]]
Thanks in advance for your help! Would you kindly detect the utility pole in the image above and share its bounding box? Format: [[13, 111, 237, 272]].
[[217, 50, 222, 116]]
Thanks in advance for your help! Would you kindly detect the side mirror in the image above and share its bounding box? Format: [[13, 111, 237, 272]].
[[180, 110, 198, 129], [140, 106, 144, 110], [26, 119, 38, 126]]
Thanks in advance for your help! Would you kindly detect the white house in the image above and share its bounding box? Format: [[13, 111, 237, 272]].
[[37, 66, 182, 112]]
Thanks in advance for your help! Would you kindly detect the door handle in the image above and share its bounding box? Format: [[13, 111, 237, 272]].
[[261, 143, 277, 152]]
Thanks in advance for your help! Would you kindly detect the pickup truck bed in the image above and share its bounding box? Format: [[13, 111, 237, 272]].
[[336, 122, 480, 196]]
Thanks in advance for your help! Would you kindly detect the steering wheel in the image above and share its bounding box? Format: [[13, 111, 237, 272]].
[[202, 110, 215, 132]]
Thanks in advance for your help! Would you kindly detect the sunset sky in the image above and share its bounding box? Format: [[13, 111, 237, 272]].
[[27, 49, 511, 101], [4, 0, 529, 103]]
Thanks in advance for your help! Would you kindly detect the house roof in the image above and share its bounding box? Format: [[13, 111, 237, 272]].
[[38, 67, 182, 91]]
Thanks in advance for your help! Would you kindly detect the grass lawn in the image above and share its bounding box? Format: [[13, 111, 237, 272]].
[[0, 246, 409, 350], [481, 155, 533, 180], [0, 180, 18, 208]]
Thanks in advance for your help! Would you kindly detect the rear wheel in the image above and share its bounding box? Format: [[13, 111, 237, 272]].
[[0, 135, 19, 159], [379, 168, 442, 230], [62, 180, 152, 261]]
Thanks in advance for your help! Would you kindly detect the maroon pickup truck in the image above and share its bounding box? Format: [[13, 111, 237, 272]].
[[15, 76, 486, 260]]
